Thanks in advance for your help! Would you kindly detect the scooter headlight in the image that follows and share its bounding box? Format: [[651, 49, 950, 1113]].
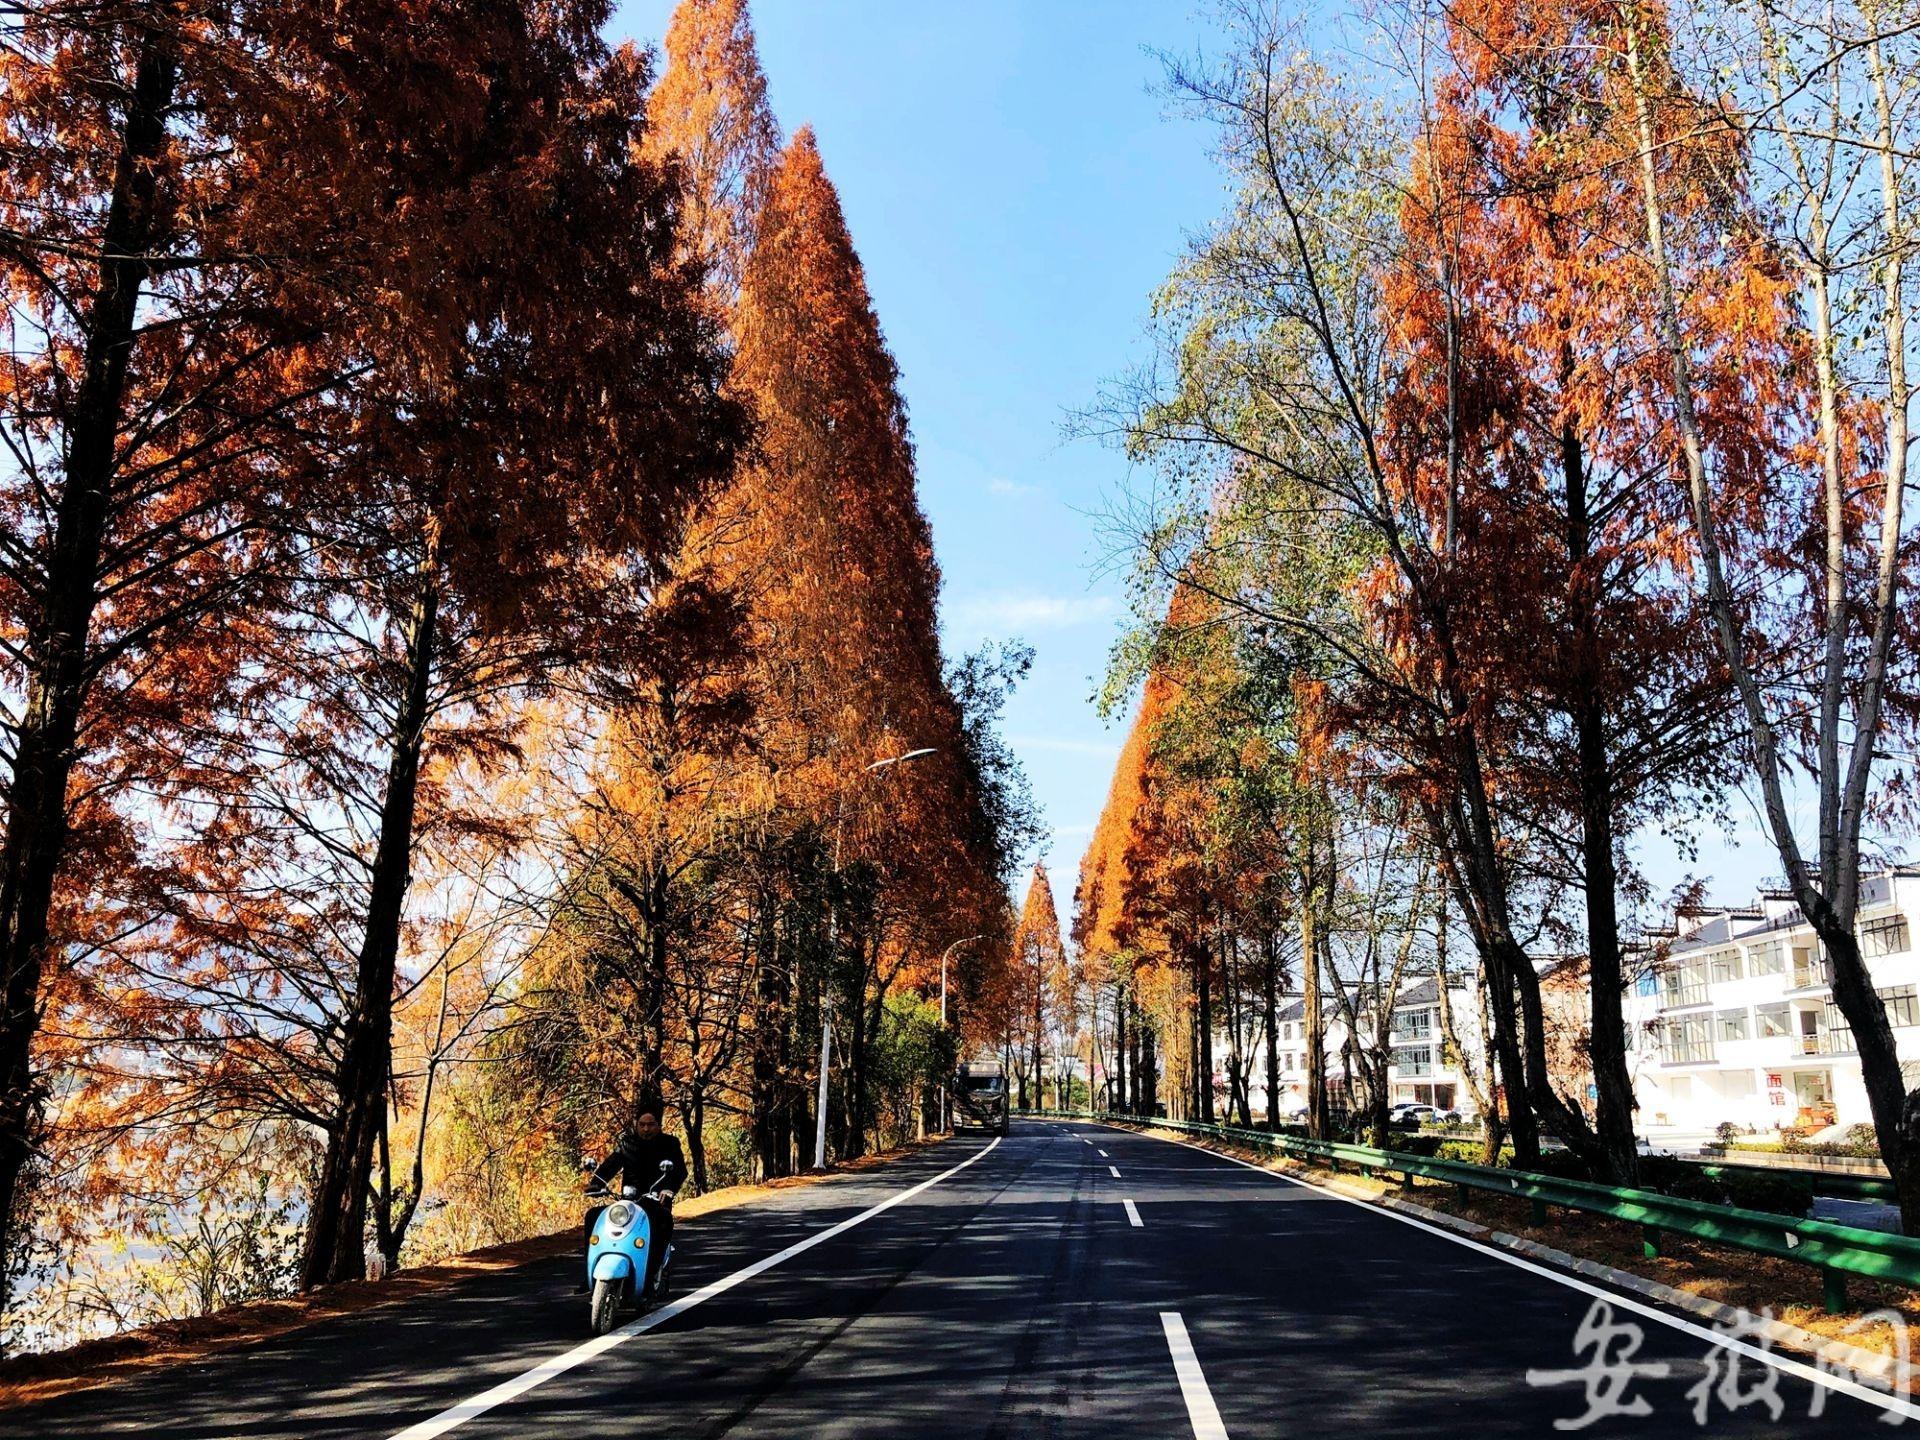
[[604, 1201, 637, 1234]]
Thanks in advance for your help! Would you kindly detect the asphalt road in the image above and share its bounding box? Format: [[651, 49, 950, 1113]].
[[13, 1119, 1912, 1438]]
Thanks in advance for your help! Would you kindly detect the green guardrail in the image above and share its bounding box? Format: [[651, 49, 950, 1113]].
[[1689, 1158, 1895, 1204], [1014, 1109, 1916, 1312]]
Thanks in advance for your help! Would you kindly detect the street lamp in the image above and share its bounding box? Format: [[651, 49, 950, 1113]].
[[813, 746, 937, 1171], [937, 934, 985, 1132]]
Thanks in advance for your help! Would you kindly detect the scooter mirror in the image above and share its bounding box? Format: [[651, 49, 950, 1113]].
[[658, 1160, 674, 1173], [578, 1157, 596, 1173]]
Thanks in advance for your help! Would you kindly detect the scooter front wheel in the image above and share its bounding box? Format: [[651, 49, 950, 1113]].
[[590, 1277, 621, 1335]]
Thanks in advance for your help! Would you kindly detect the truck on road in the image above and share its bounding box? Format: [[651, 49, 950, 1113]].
[[953, 1060, 1010, 1136]]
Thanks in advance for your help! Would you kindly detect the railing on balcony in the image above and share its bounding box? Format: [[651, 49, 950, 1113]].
[[1797, 1030, 1855, 1056], [1792, 958, 1834, 990], [1661, 1036, 1717, 1065]]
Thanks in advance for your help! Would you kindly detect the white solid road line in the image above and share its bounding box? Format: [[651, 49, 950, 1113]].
[[387, 1137, 1004, 1440], [1123, 1198, 1144, 1228], [1162, 1312, 1230, 1440], [1108, 1165, 1122, 1179], [1124, 1124, 1920, 1425]]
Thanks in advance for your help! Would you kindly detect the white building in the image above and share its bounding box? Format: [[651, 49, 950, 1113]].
[[1635, 868, 1920, 1134], [1232, 974, 1486, 1119], [1385, 976, 1485, 1117]]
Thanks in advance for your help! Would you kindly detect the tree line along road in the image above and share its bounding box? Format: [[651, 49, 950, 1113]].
[[10, 1121, 1908, 1438]]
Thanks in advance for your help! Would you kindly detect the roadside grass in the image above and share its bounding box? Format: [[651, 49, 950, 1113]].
[[1120, 1121, 1920, 1373], [0, 1134, 948, 1411]]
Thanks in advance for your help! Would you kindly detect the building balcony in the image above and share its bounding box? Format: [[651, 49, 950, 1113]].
[[1798, 1032, 1855, 1057], [1790, 960, 1834, 992], [1659, 1042, 1717, 1065]]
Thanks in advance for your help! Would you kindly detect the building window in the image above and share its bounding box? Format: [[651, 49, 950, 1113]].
[[1635, 971, 1659, 997], [1391, 1008, 1433, 1042], [1709, 950, 1743, 984], [1747, 941, 1785, 976], [1822, 1000, 1856, 1054], [1391, 1045, 1433, 1077], [1756, 1002, 1790, 1038], [1861, 915, 1911, 958], [1660, 1015, 1715, 1064], [1662, 964, 1708, 1007], [1716, 1009, 1750, 1042], [1882, 985, 1920, 1028]]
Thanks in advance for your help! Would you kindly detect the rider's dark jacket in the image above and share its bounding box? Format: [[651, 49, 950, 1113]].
[[592, 1130, 688, 1196]]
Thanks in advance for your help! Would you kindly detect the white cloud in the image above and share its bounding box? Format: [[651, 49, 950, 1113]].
[[947, 590, 1117, 633], [1007, 735, 1123, 759]]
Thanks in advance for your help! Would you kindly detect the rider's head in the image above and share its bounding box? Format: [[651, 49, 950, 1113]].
[[631, 1098, 664, 1138]]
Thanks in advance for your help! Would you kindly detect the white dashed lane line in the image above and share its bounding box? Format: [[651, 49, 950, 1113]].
[[1162, 1311, 1230, 1439], [1109, 1165, 1122, 1179], [1123, 1198, 1144, 1227]]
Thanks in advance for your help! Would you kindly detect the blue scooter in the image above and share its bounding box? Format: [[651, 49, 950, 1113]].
[[584, 1159, 677, 1335]]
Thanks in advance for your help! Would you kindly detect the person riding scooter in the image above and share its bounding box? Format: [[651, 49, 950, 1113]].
[[580, 1100, 687, 1294]]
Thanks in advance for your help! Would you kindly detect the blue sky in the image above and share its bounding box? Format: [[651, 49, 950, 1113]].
[[612, 0, 1230, 901], [609, 1, 1789, 919]]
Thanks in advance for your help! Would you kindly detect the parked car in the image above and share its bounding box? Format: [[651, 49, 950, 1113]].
[[1389, 1103, 1463, 1126]]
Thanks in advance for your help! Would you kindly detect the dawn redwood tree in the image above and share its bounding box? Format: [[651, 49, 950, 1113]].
[[286, 24, 744, 1288], [715, 127, 988, 1163], [0, 0, 577, 1302], [1361, 1, 1796, 1180], [643, 0, 782, 301], [1009, 864, 1066, 1109]]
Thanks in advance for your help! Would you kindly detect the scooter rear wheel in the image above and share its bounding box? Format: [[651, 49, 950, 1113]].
[[590, 1277, 621, 1335]]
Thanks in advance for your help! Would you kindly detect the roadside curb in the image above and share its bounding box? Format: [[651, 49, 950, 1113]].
[[1104, 1118, 1907, 1391], [1486, 1229, 1904, 1388]]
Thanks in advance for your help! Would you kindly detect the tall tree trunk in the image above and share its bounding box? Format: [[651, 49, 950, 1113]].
[[302, 544, 440, 1289], [1302, 857, 1328, 1140], [0, 30, 179, 1309], [1140, 1023, 1156, 1116], [1562, 414, 1640, 1185], [1263, 931, 1281, 1129], [750, 895, 785, 1179], [1195, 930, 1215, 1124], [1113, 986, 1127, 1115]]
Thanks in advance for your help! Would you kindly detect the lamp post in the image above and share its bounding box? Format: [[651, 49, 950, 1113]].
[[937, 933, 985, 1132], [813, 747, 937, 1171]]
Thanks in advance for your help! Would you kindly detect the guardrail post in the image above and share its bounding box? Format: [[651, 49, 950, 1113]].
[[1823, 1269, 1848, 1315], [1455, 1180, 1469, 1205], [1530, 1197, 1549, 1226], [1641, 1226, 1661, 1260]]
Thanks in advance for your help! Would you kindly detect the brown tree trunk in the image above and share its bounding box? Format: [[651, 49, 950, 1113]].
[[0, 29, 179, 1309], [1195, 931, 1215, 1124], [301, 549, 440, 1290], [1302, 862, 1328, 1140], [1263, 932, 1281, 1129], [1563, 415, 1641, 1185]]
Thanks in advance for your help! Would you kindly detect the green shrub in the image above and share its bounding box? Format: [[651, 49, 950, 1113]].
[[1390, 1134, 1445, 1158], [1715, 1169, 1814, 1217], [1521, 1149, 1595, 1183], [1637, 1155, 1725, 1204]]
